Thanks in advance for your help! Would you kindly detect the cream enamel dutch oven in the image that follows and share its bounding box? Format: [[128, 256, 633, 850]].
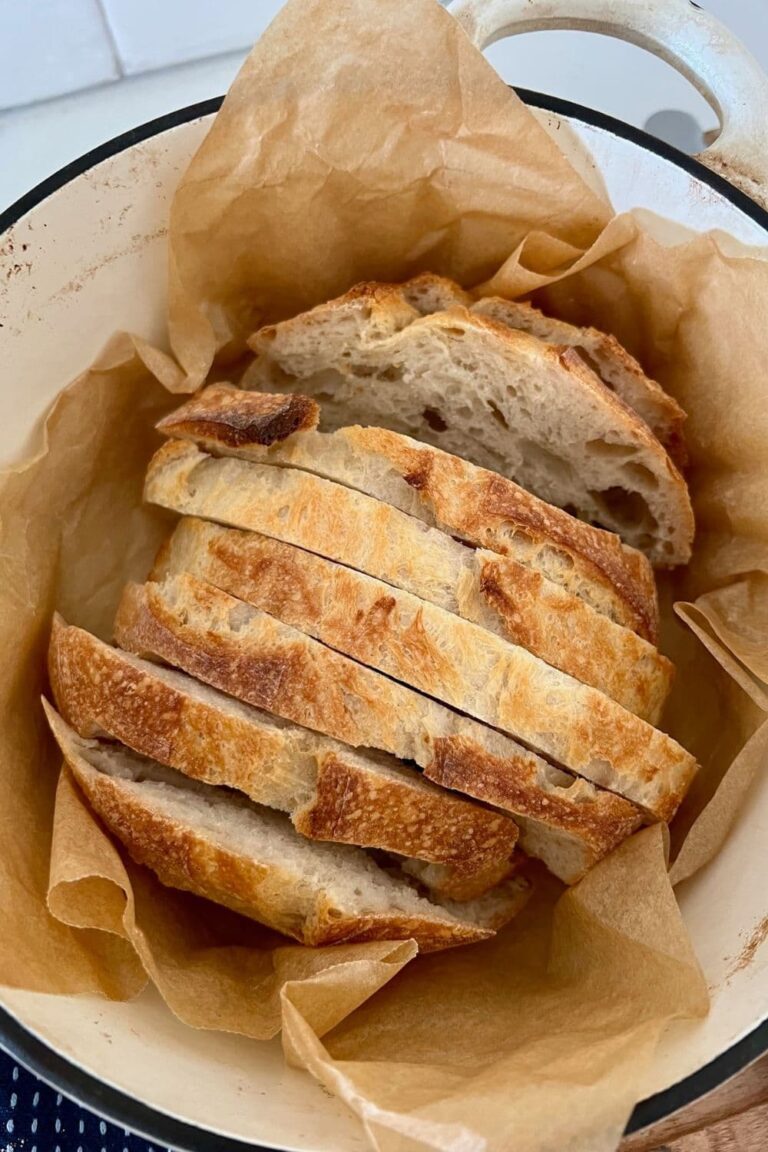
[[2, 1, 768, 1148]]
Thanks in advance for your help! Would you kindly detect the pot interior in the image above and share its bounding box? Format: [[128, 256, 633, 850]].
[[2, 100, 767, 1148]]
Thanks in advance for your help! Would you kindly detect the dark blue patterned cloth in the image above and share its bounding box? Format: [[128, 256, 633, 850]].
[[0, 1049, 170, 1152]]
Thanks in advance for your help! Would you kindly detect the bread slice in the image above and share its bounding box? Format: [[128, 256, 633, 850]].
[[242, 279, 694, 564], [57, 610, 637, 888], [472, 298, 687, 466], [157, 524, 675, 794], [113, 576, 643, 881], [396, 273, 687, 466], [48, 616, 519, 900], [145, 439, 672, 721], [149, 532, 692, 819], [157, 386, 659, 642], [44, 705, 527, 951]]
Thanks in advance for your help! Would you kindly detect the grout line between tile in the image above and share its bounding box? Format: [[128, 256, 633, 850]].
[[94, 0, 126, 78]]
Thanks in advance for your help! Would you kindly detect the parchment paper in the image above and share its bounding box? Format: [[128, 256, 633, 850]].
[[1, 1, 767, 1149], [167, 0, 611, 387]]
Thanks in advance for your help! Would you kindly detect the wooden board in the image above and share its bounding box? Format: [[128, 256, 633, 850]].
[[621, 1055, 768, 1150]]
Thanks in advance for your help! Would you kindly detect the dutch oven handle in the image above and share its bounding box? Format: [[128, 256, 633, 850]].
[[446, 0, 768, 207]]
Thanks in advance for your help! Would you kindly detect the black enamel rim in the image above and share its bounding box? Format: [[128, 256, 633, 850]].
[[2, 88, 768, 1147]]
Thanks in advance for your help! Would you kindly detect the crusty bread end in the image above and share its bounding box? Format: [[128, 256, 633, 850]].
[[49, 616, 519, 897], [44, 704, 523, 951]]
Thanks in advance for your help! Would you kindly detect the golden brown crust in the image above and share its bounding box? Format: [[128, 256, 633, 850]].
[[114, 577, 654, 862], [399, 272, 472, 314], [164, 523, 677, 800], [581, 333, 687, 465], [164, 515, 671, 722], [77, 754, 279, 920], [50, 617, 520, 892], [114, 579, 411, 752], [294, 750, 518, 880], [46, 705, 491, 953], [165, 520, 463, 699], [118, 572, 695, 822], [376, 864, 516, 905], [145, 440, 671, 719], [425, 736, 643, 857], [313, 278, 685, 494], [432, 309, 694, 567], [343, 421, 660, 642], [403, 860, 519, 903], [49, 614, 304, 799], [303, 916, 489, 951], [84, 767, 488, 951], [158, 388, 319, 448], [474, 554, 673, 722], [158, 386, 660, 640]]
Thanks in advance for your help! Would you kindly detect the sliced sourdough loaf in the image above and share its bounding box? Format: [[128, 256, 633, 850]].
[[158, 385, 658, 641], [48, 616, 518, 900], [150, 530, 693, 817], [45, 705, 525, 950], [157, 520, 674, 767], [114, 574, 668, 834], [145, 439, 671, 721], [112, 575, 642, 881], [241, 280, 694, 564]]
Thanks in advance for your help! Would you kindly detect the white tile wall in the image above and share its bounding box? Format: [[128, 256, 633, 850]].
[[99, 0, 282, 75], [0, 0, 119, 110], [2, 0, 768, 213], [706, 0, 768, 58], [2, 0, 768, 120], [0, 51, 246, 213]]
